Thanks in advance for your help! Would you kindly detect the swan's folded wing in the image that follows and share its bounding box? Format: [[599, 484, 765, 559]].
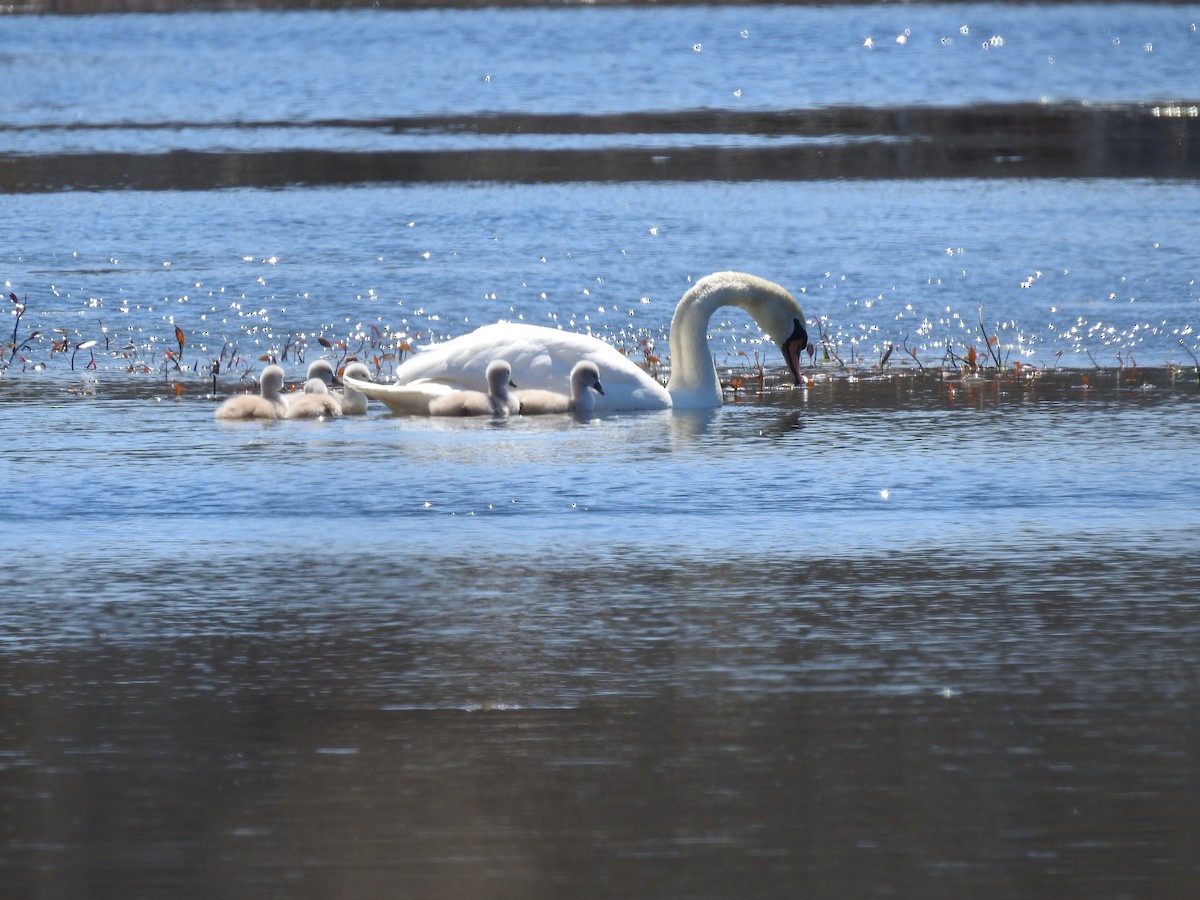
[[342, 374, 458, 415], [395, 322, 671, 410], [399, 323, 553, 389]]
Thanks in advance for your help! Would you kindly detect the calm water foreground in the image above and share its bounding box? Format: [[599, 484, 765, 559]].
[[2, 368, 1199, 898]]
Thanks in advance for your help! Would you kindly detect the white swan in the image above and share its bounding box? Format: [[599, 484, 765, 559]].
[[342, 271, 809, 411], [215, 365, 287, 420], [285, 378, 343, 419], [517, 361, 605, 416], [334, 362, 372, 415]]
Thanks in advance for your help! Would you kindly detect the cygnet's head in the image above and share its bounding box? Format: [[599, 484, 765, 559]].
[[486, 360, 516, 394], [261, 365, 286, 396], [307, 359, 337, 388], [572, 361, 605, 396], [341, 361, 372, 383]]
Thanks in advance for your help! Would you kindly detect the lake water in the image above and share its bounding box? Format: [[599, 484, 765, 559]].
[[3, 3, 1200, 898]]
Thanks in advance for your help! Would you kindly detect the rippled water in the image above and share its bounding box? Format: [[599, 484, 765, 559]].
[[5, 370, 1200, 896], [6, 4, 1200, 124], [5, 178, 1199, 374], [4, 3, 1200, 367], [3, 3, 1200, 898]]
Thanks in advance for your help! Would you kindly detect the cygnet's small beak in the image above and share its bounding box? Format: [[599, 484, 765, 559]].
[[509, 378, 517, 388], [781, 317, 809, 385], [592, 380, 605, 395]]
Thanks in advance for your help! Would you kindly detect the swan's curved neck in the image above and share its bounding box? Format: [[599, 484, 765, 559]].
[[665, 273, 798, 409]]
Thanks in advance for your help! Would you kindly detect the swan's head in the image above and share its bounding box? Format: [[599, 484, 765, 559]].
[[572, 361, 605, 396], [781, 317, 811, 385], [703, 273, 809, 385], [302, 378, 330, 395]]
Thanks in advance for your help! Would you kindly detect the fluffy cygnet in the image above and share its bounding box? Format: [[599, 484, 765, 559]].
[[285, 378, 343, 419], [215, 365, 288, 420], [427, 360, 519, 417], [284, 359, 337, 412], [335, 362, 372, 416], [517, 361, 605, 416]]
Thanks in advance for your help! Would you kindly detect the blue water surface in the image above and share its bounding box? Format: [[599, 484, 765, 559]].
[[3, 5, 1200, 899]]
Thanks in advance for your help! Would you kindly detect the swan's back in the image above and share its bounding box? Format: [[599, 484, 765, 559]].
[[395, 323, 669, 411]]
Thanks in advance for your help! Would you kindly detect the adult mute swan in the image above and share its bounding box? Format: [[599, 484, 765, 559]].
[[517, 361, 605, 416], [343, 271, 809, 411], [215, 365, 287, 420]]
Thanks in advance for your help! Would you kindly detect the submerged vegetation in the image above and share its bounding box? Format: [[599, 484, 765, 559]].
[[4, 286, 418, 396]]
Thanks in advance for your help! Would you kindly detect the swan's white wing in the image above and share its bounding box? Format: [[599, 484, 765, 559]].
[[340, 375, 458, 416], [394, 323, 670, 410]]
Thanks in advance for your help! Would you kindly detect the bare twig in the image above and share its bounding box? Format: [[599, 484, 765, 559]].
[[942, 339, 962, 371], [815, 319, 844, 367], [1179, 339, 1200, 386], [899, 333, 926, 371], [977, 306, 1003, 369]]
